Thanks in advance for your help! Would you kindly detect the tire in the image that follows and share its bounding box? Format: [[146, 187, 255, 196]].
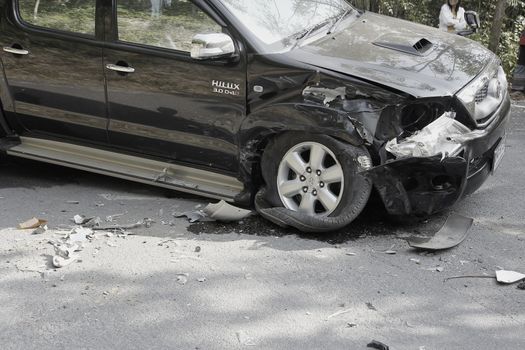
[[259, 132, 372, 232]]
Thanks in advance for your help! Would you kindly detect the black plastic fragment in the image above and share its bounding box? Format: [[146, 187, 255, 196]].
[[367, 340, 390, 350], [407, 213, 474, 250]]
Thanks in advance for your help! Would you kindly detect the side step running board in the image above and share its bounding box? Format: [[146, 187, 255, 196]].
[[7, 137, 244, 201]]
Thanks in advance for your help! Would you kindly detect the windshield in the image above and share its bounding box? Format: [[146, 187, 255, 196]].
[[218, 0, 354, 53]]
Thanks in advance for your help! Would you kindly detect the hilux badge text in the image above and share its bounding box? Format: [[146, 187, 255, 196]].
[[212, 80, 241, 96]]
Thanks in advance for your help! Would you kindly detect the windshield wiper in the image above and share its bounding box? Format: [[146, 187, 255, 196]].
[[327, 8, 354, 34], [289, 20, 332, 50]]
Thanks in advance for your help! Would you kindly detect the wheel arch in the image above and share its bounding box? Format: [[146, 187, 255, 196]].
[[237, 103, 368, 195]]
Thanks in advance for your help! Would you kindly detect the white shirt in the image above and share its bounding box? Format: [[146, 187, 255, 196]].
[[438, 4, 467, 32]]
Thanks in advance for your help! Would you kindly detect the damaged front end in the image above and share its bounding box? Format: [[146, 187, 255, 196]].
[[369, 97, 510, 217]]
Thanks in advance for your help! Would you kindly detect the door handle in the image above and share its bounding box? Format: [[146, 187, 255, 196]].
[[106, 63, 135, 74], [3, 46, 29, 55]]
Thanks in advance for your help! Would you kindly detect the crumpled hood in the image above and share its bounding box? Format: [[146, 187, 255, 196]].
[[287, 12, 497, 98]]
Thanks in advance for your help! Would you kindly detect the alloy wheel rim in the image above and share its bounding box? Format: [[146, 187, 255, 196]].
[[277, 142, 344, 216]]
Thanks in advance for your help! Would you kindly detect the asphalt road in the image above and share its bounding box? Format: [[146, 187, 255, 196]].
[[0, 104, 524, 350]]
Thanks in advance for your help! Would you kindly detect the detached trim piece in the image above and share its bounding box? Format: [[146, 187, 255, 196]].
[[407, 213, 474, 250], [7, 137, 244, 201]]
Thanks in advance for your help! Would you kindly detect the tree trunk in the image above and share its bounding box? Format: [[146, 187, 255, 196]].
[[489, 0, 508, 54], [33, 0, 40, 20]]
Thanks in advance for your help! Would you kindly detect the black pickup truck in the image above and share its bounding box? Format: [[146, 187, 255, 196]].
[[0, 0, 510, 232]]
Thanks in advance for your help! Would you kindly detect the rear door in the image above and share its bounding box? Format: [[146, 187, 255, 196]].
[[0, 0, 107, 144], [103, 0, 245, 173]]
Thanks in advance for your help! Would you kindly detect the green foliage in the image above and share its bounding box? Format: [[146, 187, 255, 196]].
[[351, 0, 525, 75]]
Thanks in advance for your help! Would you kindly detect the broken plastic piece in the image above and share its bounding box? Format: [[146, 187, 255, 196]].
[[18, 217, 47, 229], [52, 254, 79, 268], [32, 225, 48, 235], [495, 270, 525, 284], [386, 112, 469, 159], [92, 218, 153, 231], [69, 227, 93, 242], [174, 210, 209, 223], [407, 213, 474, 250], [367, 340, 390, 350], [203, 200, 252, 222]]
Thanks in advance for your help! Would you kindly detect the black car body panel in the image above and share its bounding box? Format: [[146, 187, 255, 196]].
[[0, 0, 512, 228]]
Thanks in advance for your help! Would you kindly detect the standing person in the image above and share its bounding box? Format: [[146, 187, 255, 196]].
[[439, 0, 467, 33]]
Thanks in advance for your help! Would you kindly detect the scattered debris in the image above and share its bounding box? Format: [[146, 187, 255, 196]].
[[366, 302, 377, 311], [407, 213, 474, 251], [69, 227, 93, 242], [32, 225, 48, 235], [435, 266, 444, 273], [496, 270, 525, 284], [203, 200, 252, 222], [197, 277, 207, 282], [18, 217, 47, 230], [66, 200, 80, 204], [73, 214, 90, 225], [517, 281, 525, 290], [367, 340, 390, 350], [346, 323, 358, 328], [346, 252, 357, 256], [409, 258, 421, 264], [384, 250, 397, 255], [326, 308, 353, 320], [176, 273, 189, 285], [52, 254, 78, 268], [174, 210, 208, 223], [194, 246, 201, 253], [83, 217, 103, 228], [235, 331, 256, 346], [51, 242, 80, 268], [92, 218, 154, 231], [106, 241, 118, 247], [105, 213, 124, 222], [175, 201, 252, 223]]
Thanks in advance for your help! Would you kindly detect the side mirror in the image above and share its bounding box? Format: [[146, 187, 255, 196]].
[[464, 11, 480, 30], [190, 33, 235, 60]]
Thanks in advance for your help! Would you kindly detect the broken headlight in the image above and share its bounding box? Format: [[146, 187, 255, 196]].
[[400, 103, 442, 133]]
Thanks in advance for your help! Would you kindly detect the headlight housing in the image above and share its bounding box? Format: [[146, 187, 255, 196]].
[[457, 60, 507, 127]]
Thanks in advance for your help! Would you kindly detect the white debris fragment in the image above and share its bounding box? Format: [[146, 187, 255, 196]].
[[106, 213, 124, 222], [236, 331, 256, 346], [69, 227, 93, 242], [174, 201, 252, 223], [326, 308, 353, 320], [73, 215, 87, 225], [203, 200, 252, 222], [52, 254, 79, 268], [386, 112, 471, 159], [176, 274, 189, 285], [197, 277, 207, 283], [496, 270, 525, 284], [32, 225, 48, 235]]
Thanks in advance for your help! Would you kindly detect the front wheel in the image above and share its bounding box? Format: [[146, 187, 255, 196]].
[[260, 133, 372, 232]]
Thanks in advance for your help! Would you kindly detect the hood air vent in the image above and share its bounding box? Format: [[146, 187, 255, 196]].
[[373, 35, 435, 56]]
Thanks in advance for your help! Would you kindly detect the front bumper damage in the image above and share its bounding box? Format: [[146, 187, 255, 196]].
[[368, 93, 510, 217]]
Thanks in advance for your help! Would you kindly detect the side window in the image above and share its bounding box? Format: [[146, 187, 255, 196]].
[[117, 0, 222, 52], [18, 0, 96, 36]]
